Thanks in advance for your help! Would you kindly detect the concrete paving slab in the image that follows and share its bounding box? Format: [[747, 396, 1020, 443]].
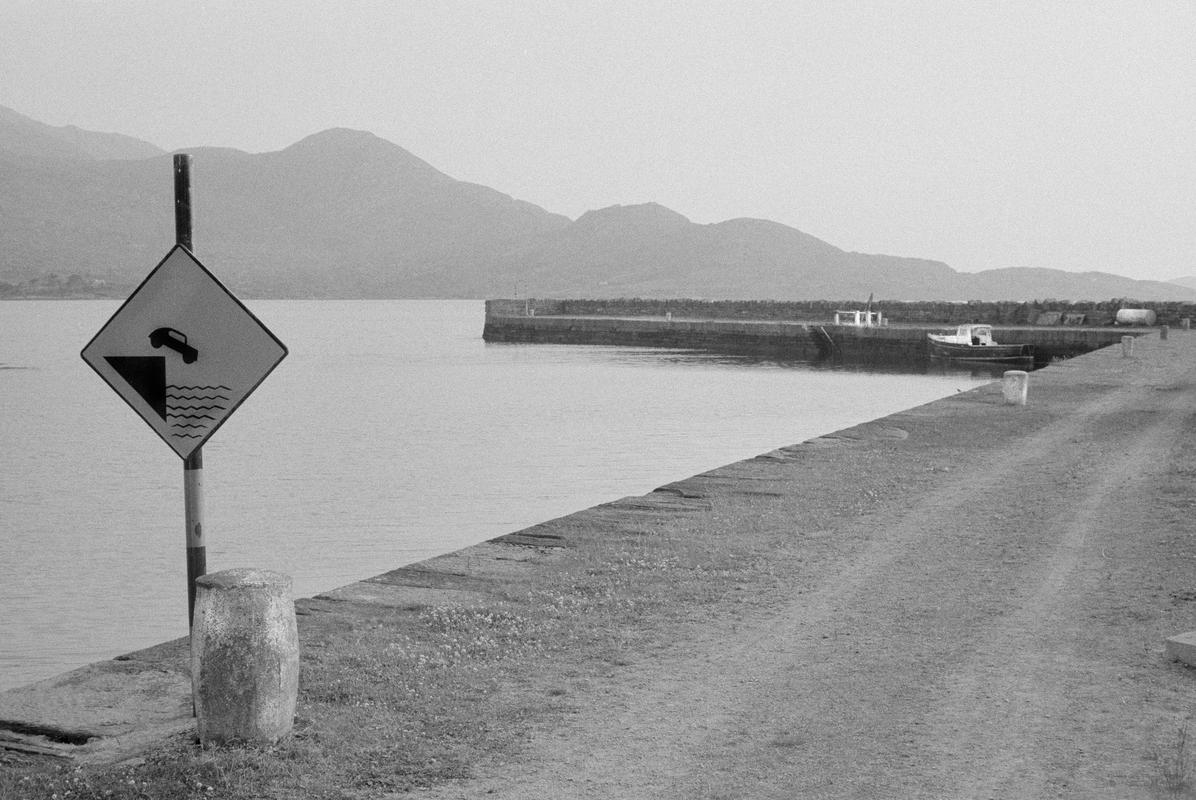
[[0, 658, 192, 764]]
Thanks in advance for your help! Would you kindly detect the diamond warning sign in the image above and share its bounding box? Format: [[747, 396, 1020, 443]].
[[82, 245, 287, 459]]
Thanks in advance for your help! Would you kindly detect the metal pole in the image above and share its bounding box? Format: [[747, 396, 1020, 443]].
[[174, 154, 193, 252], [175, 154, 206, 627]]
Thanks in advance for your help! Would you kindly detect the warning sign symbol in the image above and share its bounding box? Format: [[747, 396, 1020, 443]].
[[82, 246, 287, 459], [104, 352, 231, 440]]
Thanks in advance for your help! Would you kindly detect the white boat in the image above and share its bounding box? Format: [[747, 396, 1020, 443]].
[[927, 324, 1034, 364]]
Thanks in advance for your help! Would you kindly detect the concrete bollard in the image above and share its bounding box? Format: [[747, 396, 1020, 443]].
[[192, 568, 299, 746], [1161, 325, 1169, 341], [1183, 318, 1191, 330], [1121, 335, 1134, 357], [1002, 370, 1028, 405]]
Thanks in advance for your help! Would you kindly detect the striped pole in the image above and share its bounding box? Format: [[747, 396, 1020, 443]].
[[175, 154, 207, 628], [184, 448, 206, 627]]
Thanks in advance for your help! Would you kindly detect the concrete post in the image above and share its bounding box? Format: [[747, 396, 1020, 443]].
[[1161, 325, 1169, 341], [1183, 318, 1191, 330], [192, 568, 299, 746], [1122, 336, 1134, 357], [1002, 370, 1028, 405]]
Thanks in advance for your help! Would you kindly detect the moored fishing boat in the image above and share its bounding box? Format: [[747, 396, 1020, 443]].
[[927, 324, 1034, 364]]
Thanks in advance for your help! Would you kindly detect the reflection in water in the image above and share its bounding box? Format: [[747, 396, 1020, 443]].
[[538, 344, 1029, 379]]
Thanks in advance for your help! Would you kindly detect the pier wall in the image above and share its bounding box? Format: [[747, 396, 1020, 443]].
[[484, 303, 1144, 366], [487, 298, 1196, 327]]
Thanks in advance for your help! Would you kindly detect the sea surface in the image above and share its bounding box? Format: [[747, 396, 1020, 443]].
[[0, 299, 992, 690]]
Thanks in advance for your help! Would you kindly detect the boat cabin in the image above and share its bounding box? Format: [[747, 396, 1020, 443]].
[[936, 324, 998, 346]]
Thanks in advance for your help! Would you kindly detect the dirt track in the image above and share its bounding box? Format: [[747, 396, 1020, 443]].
[[416, 332, 1196, 799]]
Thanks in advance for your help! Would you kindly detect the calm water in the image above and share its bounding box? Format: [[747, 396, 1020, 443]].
[[0, 300, 990, 690]]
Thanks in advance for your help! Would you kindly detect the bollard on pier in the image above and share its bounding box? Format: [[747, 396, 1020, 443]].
[[1002, 370, 1028, 405], [191, 568, 299, 746]]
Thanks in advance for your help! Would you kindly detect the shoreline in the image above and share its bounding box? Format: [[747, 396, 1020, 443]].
[[5, 330, 1196, 797], [0, 360, 1005, 760]]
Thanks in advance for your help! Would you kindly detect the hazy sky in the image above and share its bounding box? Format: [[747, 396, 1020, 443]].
[[2, 1, 1192, 281]]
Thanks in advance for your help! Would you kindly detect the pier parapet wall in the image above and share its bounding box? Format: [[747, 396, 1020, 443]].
[[484, 300, 1154, 366], [487, 298, 1195, 327]]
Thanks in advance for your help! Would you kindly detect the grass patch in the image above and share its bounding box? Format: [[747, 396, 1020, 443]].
[[0, 506, 782, 799], [1153, 725, 1196, 799]]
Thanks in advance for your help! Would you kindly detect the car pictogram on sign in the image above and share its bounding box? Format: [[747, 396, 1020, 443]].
[[149, 327, 199, 363]]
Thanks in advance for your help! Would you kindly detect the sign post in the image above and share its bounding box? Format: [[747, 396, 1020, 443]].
[[175, 154, 206, 627], [81, 154, 287, 631]]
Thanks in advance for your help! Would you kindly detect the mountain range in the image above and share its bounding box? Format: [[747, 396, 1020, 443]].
[[1, 104, 1190, 301]]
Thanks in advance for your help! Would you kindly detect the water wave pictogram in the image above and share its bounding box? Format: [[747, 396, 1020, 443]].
[[165, 385, 231, 440]]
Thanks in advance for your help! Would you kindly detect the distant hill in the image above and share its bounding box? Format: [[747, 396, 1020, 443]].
[[1168, 276, 1196, 291], [489, 203, 1192, 301], [0, 120, 571, 297], [1, 104, 1191, 302], [491, 205, 955, 300], [0, 105, 163, 162], [959, 268, 1196, 303]]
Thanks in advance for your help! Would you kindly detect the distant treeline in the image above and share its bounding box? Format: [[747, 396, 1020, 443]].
[[490, 298, 1196, 326], [1, 273, 129, 299]]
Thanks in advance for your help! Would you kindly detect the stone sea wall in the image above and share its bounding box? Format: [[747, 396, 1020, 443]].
[[483, 308, 1139, 367], [488, 298, 1196, 327]]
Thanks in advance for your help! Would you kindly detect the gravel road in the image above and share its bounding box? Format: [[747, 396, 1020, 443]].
[[416, 333, 1196, 799]]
